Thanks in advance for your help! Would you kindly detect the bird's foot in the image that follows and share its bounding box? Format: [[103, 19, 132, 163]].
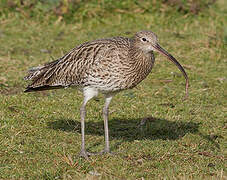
[[79, 150, 104, 159], [79, 150, 91, 159], [79, 149, 115, 159], [95, 149, 116, 155]]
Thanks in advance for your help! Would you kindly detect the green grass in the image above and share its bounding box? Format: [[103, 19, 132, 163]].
[[0, 0, 226, 179]]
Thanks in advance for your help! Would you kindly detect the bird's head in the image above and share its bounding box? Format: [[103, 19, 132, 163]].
[[134, 30, 159, 53], [133, 30, 189, 99]]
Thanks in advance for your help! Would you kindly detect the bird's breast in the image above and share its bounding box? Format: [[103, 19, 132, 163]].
[[124, 51, 155, 89]]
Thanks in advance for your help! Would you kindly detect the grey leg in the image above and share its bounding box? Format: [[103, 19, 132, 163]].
[[79, 87, 98, 159], [87, 95, 113, 155], [102, 96, 113, 153], [79, 103, 88, 159]]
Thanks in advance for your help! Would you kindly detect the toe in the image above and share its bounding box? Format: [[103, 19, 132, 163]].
[[79, 151, 89, 159]]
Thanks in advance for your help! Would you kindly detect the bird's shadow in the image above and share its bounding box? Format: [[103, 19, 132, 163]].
[[47, 116, 200, 141], [47, 116, 221, 150]]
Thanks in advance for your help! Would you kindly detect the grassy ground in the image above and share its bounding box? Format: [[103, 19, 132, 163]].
[[0, 0, 226, 179]]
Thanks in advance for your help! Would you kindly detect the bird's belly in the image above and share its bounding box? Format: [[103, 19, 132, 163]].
[[86, 75, 124, 92]]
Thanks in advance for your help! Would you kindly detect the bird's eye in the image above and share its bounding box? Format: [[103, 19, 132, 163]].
[[142, 38, 147, 42]]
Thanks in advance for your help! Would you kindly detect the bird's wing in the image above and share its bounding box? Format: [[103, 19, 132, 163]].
[[24, 37, 130, 91]]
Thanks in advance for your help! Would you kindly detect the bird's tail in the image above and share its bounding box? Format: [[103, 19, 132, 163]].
[[24, 59, 63, 92], [24, 66, 45, 81], [24, 85, 63, 92]]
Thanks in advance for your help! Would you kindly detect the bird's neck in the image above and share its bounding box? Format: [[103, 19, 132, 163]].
[[129, 42, 155, 69], [125, 43, 155, 87]]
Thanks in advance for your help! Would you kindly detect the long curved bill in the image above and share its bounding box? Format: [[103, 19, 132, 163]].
[[154, 44, 189, 99]]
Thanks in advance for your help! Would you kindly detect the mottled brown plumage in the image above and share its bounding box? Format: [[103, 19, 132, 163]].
[[25, 36, 155, 92], [24, 31, 188, 159]]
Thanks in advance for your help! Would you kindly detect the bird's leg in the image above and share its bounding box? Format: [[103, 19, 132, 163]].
[[79, 103, 89, 159], [82, 95, 113, 156], [99, 95, 113, 154], [79, 87, 98, 159]]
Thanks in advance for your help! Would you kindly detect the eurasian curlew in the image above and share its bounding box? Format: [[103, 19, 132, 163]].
[[24, 30, 189, 159]]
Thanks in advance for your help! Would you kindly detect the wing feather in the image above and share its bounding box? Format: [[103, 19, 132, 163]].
[[24, 37, 130, 92]]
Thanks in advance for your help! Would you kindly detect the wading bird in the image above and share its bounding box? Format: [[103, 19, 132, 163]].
[[24, 30, 189, 159]]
